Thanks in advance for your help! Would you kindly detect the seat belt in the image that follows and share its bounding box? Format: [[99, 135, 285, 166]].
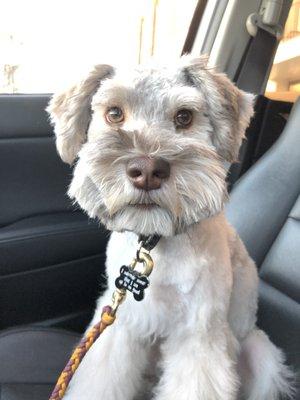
[[228, 28, 279, 188], [235, 28, 278, 92]]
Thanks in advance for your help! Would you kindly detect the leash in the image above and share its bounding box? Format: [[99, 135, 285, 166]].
[[49, 234, 160, 400]]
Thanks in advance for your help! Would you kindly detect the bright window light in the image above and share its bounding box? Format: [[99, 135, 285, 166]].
[[0, 0, 197, 93]]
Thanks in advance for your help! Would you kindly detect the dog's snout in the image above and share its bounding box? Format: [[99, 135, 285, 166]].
[[126, 157, 170, 191]]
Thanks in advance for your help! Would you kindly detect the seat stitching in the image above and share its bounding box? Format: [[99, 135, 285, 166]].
[[0, 327, 80, 340], [258, 191, 300, 267], [0, 225, 102, 245], [1, 382, 55, 386], [0, 252, 105, 279], [289, 215, 300, 222], [259, 277, 299, 306]]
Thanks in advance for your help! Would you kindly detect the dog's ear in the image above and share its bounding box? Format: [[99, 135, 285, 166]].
[[183, 57, 255, 162], [47, 64, 114, 164]]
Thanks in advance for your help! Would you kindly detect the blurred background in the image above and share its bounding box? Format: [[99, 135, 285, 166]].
[[0, 0, 299, 98], [266, 0, 300, 101], [0, 0, 198, 92]]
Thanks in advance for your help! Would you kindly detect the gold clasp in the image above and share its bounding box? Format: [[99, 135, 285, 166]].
[[110, 246, 155, 314], [111, 288, 127, 315], [130, 248, 154, 277]]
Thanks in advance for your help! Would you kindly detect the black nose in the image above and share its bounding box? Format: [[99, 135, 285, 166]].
[[126, 157, 170, 191]]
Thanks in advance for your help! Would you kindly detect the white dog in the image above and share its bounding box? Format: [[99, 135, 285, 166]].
[[47, 56, 294, 400]]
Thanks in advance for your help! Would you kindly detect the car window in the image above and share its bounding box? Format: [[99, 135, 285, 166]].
[[265, 0, 300, 103], [0, 0, 198, 94]]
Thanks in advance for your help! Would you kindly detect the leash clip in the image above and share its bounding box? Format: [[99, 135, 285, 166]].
[[114, 250, 154, 301], [114, 236, 157, 301], [133, 247, 154, 277], [111, 288, 127, 315]]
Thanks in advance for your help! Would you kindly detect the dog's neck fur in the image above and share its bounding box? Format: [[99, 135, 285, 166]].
[[97, 211, 234, 342], [107, 211, 230, 296]]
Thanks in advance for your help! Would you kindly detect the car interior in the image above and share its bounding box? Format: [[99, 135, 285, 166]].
[[0, 0, 299, 399]]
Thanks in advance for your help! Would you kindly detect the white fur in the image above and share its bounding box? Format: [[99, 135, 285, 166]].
[[238, 330, 295, 400]]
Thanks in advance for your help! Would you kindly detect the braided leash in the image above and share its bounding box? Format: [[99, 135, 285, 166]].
[[49, 235, 160, 400], [49, 306, 116, 400]]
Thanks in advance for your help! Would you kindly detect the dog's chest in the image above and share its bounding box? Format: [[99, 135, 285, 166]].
[[106, 231, 208, 336], [107, 231, 206, 293]]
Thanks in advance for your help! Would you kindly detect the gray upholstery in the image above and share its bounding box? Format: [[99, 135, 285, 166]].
[[226, 98, 300, 267], [0, 212, 107, 276], [0, 211, 107, 330], [0, 327, 79, 400], [0, 95, 109, 330], [0, 99, 299, 399], [226, 98, 300, 374], [0, 95, 72, 228]]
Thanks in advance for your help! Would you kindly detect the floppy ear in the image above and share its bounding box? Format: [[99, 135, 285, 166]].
[[47, 64, 114, 164], [184, 57, 255, 162]]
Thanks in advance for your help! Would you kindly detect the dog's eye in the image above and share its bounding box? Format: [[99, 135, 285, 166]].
[[174, 109, 193, 128], [105, 107, 124, 123]]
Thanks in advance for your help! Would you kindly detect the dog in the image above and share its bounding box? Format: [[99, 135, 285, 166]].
[[47, 56, 294, 400]]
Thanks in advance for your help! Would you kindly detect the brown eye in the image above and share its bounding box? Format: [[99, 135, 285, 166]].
[[105, 107, 124, 123], [174, 109, 193, 128]]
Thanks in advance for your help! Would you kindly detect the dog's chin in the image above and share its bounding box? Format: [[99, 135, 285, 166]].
[[105, 205, 176, 237], [102, 203, 220, 237]]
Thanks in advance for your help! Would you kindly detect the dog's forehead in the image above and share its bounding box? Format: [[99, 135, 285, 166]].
[[94, 65, 204, 107]]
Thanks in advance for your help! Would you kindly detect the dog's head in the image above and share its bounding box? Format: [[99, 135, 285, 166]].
[[47, 57, 254, 236]]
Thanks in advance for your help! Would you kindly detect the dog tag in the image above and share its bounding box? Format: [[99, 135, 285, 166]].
[[115, 265, 149, 301]]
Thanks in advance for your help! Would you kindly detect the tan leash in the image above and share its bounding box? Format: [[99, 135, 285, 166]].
[[49, 235, 159, 400]]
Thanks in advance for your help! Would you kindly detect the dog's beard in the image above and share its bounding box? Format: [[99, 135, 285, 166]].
[[107, 206, 174, 236], [68, 130, 227, 236]]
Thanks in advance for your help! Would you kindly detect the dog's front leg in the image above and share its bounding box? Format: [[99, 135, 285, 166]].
[[154, 325, 240, 400], [63, 321, 149, 400]]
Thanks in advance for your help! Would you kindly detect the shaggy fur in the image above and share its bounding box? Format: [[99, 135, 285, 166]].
[[47, 56, 294, 399]]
